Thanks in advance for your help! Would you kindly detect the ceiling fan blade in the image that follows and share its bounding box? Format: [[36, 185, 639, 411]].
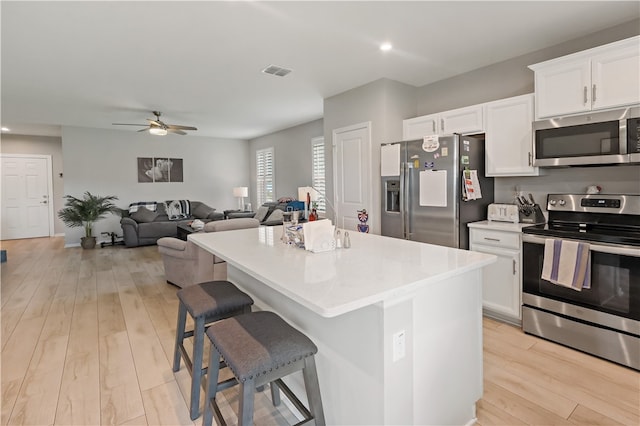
[[137, 128, 150, 132], [113, 123, 148, 126], [167, 128, 187, 135], [147, 119, 164, 127], [167, 124, 197, 131]]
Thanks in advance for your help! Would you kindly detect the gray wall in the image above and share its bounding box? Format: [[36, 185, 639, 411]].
[[495, 166, 640, 211], [409, 18, 640, 205], [0, 134, 66, 235], [248, 119, 324, 208], [323, 78, 417, 233], [319, 18, 640, 229], [61, 126, 249, 246], [415, 18, 640, 115]]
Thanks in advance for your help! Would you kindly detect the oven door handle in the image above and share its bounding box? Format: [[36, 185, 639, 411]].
[[522, 234, 640, 257]]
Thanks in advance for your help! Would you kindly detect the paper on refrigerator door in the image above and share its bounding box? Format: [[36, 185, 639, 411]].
[[419, 170, 447, 207], [381, 144, 400, 176], [462, 170, 483, 201]]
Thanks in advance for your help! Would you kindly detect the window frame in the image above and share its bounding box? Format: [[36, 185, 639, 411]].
[[256, 147, 275, 206], [311, 137, 326, 213]]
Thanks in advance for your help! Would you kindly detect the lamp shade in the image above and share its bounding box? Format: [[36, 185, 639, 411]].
[[233, 187, 248, 197]]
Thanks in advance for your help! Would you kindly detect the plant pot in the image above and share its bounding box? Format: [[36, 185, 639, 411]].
[[81, 236, 97, 249]]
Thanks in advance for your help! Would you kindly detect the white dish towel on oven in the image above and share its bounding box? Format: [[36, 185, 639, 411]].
[[541, 239, 591, 291]]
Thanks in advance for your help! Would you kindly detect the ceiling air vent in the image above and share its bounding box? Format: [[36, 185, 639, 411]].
[[261, 64, 293, 77]]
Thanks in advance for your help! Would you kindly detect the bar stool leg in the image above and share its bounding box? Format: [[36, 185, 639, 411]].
[[189, 316, 206, 420], [203, 345, 221, 426], [270, 381, 281, 406], [238, 379, 256, 426], [303, 356, 326, 426], [172, 302, 187, 372]]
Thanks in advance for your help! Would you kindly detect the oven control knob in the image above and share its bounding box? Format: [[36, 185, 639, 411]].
[[559, 200, 566, 206], [549, 200, 557, 206]]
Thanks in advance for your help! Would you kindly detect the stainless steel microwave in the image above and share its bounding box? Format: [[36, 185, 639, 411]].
[[533, 107, 640, 167]]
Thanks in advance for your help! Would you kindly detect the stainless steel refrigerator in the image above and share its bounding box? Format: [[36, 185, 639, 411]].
[[381, 134, 494, 249]]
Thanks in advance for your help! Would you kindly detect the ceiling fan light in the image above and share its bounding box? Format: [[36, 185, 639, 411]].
[[149, 127, 167, 136]]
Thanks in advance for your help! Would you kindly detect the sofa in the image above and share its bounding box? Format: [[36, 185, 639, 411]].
[[253, 200, 305, 225], [120, 200, 223, 247]]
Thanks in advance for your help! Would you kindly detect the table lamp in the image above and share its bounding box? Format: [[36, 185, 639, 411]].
[[233, 187, 248, 210]]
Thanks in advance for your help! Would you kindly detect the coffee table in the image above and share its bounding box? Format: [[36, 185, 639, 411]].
[[177, 223, 202, 241]]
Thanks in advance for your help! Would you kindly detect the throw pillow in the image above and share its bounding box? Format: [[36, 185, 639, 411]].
[[130, 206, 158, 223], [129, 201, 157, 214], [192, 203, 215, 219], [254, 205, 270, 222], [165, 199, 190, 220]]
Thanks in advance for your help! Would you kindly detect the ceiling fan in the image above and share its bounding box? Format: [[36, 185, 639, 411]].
[[112, 111, 197, 135]]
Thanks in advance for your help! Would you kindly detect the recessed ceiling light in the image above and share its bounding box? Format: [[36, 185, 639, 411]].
[[1, 127, 10, 132], [380, 43, 392, 51]]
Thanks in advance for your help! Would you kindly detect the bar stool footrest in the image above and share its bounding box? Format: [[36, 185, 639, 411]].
[[272, 378, 313, 425]]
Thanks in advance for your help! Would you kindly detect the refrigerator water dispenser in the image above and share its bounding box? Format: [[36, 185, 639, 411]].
[[385, 180, 400, 213]]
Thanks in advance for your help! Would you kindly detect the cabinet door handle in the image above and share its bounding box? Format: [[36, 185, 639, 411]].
[[513, 259, 517, 275], [528, 152, 532, 166], [583, 86, 588, 105], [432, 121, 436, 133], [440, 118, 444, 132], [483, 237, 500, 242], [592, 84, 597, 104]]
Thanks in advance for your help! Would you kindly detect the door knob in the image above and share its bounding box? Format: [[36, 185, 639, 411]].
[[40, 200, 48, 204]]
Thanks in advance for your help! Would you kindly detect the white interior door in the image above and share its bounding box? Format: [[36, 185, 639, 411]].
[[333, 122, 372, 232], [1, 155, 53, 240]]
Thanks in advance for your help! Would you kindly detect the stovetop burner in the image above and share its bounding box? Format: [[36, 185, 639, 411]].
[[523, 193, 640, 247]]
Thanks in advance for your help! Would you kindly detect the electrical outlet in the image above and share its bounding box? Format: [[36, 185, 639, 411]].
[[393, 330, 406, 362]]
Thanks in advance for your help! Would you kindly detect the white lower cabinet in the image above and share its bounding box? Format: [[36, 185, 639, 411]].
[[469, 225, 524, 325]]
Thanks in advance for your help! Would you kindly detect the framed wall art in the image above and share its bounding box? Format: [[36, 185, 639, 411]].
[[138, 157, 184, 183]]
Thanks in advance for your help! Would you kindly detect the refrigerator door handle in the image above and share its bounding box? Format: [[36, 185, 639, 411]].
[[404, 162, 412, 240], [400, 162, 407, 239]]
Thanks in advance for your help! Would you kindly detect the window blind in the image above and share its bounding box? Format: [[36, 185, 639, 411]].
[[311, 138, 326, 212], [256, 147, 275, 205]]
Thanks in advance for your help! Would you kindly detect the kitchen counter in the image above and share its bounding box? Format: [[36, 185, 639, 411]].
[[190, 227, 496, 425], [468, 219, 539, 232]]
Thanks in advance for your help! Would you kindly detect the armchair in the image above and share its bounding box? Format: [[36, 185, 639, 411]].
[[157, 237, 222, 288], [157, 218, 260, 288]]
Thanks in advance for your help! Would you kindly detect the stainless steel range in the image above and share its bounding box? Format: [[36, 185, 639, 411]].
[[522, 194, 640, 370]]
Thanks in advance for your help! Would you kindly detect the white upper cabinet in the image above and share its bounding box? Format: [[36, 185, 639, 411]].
[[403, 113, 439, 139], [403, 104, 484, 139], [591, 43, 640, 110], [441, 105, 484, 135], [485, 94, 539, 177], [530, 36, 640, 119]]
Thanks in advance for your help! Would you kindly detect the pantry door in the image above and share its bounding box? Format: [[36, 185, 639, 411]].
[[1, 154, 53, 239], [333, 122, 372, 232]]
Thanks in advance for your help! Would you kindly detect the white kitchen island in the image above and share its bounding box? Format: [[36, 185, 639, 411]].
[[190, 226, 495, 425]]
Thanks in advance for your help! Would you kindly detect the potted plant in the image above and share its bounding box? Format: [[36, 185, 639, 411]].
[[58, 191, 119, 249]]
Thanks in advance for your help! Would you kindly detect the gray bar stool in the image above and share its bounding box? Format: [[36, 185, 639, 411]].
[[173, 280, 254, 420], [203, 311, 325, 426]]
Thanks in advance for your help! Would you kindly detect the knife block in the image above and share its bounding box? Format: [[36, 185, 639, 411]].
[[519, 204, 546, 224]]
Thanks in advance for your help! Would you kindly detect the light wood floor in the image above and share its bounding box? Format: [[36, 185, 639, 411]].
[[1, 237, 638, 425]]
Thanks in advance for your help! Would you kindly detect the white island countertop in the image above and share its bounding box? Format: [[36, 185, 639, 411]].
[[190, 226, 495, 318], [190, 226, 496, 425]]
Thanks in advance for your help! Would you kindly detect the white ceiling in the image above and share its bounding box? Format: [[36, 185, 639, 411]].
[[2, 1, 639, 140]]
